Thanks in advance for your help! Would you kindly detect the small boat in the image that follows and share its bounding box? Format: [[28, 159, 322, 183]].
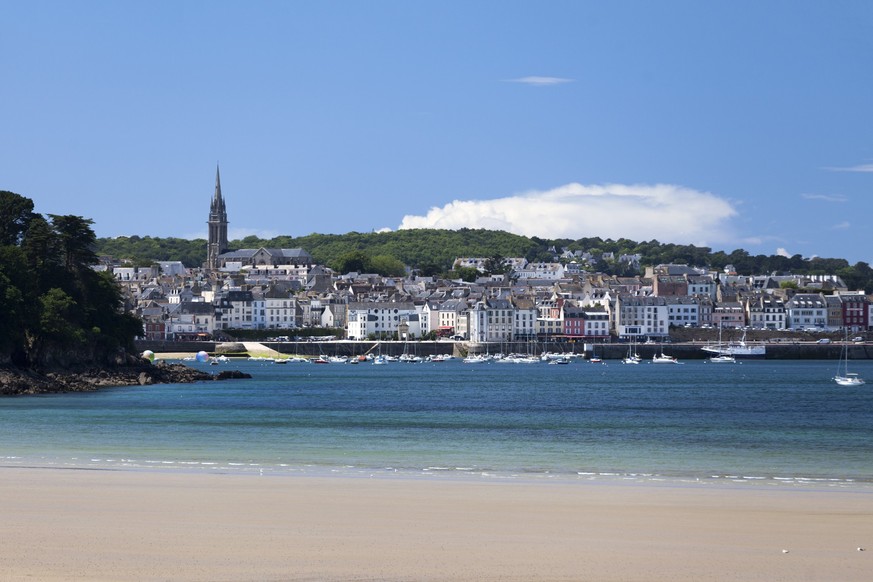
[[834, 332, 865, 386], [589, 357, 603, 364], [708, 354, 736, 364], [652, 352, 679, 364], [312, 357, 329, 364], [622, 338, 641, 364], [372, 355, 387, 365]]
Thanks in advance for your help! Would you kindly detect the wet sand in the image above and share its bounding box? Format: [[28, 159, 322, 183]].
[[1, 468, 870, 581]]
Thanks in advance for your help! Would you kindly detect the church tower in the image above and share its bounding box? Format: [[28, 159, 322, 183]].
[[206, 165, 229, 271]]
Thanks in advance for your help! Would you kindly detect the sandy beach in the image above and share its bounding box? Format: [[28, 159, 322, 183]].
[[0, 468, 870, 581]]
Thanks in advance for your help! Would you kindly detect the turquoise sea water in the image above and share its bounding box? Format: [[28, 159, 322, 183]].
[[2, 358, 872, 487]]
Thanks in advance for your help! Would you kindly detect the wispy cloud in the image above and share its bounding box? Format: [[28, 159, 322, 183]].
[[801, 193, 847, 203], [832, 221, 851, 230], [399, 183, 737, 246], [823, 163, 873, 173], [776, 247, 791, 258], [506, 76, 573, 86]]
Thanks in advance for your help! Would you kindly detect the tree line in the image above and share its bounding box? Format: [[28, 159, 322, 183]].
[[0, 191, 142, 367], [95, 230, 873, 292]]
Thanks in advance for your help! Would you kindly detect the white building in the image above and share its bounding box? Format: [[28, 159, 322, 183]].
[[346, 302, 420, 340], [514, 262, 566, 281], [747, 294, 786, 330], [615, 295, 670, 338], [512, 297, 537, 340], [665, 297, 700, 327], [467, 298, 515, 343], [785, 293, 827, 330]]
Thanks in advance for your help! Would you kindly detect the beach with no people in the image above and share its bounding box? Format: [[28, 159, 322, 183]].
[[1, 468, 870, 581]]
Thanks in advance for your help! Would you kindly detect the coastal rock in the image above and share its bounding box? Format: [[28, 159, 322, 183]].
[[0, 360, 251, 396]]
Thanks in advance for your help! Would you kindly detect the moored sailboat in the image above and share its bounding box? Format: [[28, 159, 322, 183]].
[[834, 332, 865, 386]]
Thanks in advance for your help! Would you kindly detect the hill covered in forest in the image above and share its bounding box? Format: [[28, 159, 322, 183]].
[[95, 229, 873, 292]]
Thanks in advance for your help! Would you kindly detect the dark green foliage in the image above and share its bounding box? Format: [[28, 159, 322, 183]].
[[0, 192, 143, 367], [0, 191, 35, 246], [96, 235, 208, 267]]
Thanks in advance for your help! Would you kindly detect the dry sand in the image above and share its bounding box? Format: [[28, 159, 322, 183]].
[[1, 468, 870, 581]]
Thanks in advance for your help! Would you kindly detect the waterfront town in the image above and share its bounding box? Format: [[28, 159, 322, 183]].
[[98, 169, 871, 346]]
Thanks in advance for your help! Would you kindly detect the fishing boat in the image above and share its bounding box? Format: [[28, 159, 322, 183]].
[[834, 332, 865, 386], [701, 328, 765, 358]]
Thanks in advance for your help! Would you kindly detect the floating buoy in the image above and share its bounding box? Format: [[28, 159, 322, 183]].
[[195, 350, 210, 363], [141, 350, 155, 362]]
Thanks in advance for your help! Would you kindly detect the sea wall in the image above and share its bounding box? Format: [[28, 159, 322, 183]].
[[134, 340, 873, 360]]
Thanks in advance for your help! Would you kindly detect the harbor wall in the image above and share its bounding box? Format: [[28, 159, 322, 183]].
[[135, 340, 873, 360]]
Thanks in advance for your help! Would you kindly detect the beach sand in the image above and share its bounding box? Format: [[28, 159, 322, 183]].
[[1, 468, 870, 581]]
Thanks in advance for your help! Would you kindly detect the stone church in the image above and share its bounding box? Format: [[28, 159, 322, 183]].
[[205, 166, 313, 272]]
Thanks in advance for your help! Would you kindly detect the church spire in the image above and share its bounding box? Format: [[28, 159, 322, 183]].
[[214, 164, 223, 203], [206, 164, 229, 271]]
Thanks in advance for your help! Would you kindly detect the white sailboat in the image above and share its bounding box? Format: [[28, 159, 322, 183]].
[[652, 348, 679, 364], [622, 338, 641, 364], [708, 325, 736, 363], [834, 332, 865, 386]]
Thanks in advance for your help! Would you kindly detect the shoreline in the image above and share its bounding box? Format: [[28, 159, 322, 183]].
[[1, 466, 870, 581], [3, 457, 872, 492]]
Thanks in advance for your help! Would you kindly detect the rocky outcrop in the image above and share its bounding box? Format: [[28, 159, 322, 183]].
[[0, 359, 252, 396]]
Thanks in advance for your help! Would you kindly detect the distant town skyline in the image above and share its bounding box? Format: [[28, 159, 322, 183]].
[[2, 1, 872, 264]]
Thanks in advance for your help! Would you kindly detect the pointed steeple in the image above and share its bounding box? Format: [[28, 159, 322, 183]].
[[207, 164, 229, 271], [214, 164, 223, 203]]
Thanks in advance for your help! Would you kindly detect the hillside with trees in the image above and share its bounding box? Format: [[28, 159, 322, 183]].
[[95, 230, 873, 292], [0, 191, 143, 367]]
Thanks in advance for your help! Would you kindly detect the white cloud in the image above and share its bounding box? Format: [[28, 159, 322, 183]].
[[823, 163, 873, 173], [506, 76, 573, 86], [832, 221, 851, 230], [801, 193, 847, 202], [398, 183, 737, 245], [375, 227, 393, 233], [776, 247, 791, 257]]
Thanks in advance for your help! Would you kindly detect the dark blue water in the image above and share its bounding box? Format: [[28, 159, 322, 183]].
[[1, 359, 871, 486]]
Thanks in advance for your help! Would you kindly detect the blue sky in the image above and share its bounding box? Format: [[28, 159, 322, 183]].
[[3, 1, 872, 264]]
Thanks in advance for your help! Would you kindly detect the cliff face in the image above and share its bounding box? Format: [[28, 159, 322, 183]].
[[0, 359, 249, 396]]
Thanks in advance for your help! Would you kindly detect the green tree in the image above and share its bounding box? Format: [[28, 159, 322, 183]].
[[0, 191, 35, 246], [49, 215, 98, 272], [332, 251, 370, 274], [369, 255, 407, 277], [454, 267, 479, 282]]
